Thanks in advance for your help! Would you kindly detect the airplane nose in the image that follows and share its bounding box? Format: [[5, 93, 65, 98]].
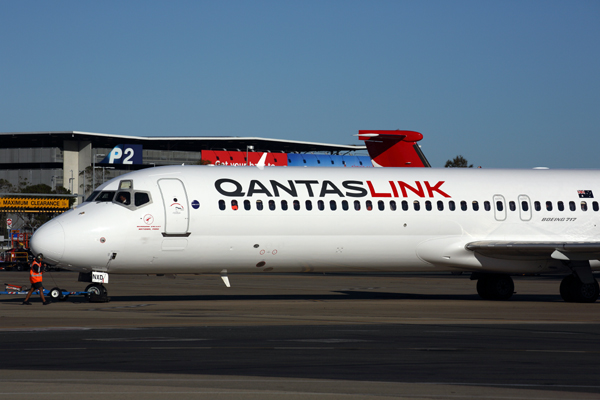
[[30, 220, 65, 263]]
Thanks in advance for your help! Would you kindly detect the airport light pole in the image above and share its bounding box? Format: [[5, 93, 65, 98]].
[[246, 145, 254, 166], [92, 154, 105, 190]]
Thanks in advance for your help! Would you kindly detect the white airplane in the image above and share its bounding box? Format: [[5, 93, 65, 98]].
[[30, 165, 600, 303]]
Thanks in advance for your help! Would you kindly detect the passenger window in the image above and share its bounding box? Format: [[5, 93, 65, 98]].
[[484, 201, 490, 211], [231, 200, 239, 210], [509, 201, 516, 211], [281, 200, 288, 211], [402, 200, 408, 211], [269, 200, 276, 210], [366, 200, 373, 211], [413, 200, 420, 211], [330, 200, 337, 211], [378, 200, 385, 211], [460, 201, 467, 211], [305, 200, 312, 211], [449, 201, 456, 211], [317, 200, 324, 211], [425, 200, 432, 211], [134, 192, 150, 207], [593, 201, 599, 212], [354, 200, 361, 211], [581, 201, 588, 211], [534, 201, 541, 211], [472, 201, 479, 211], [521, 201, 529, 212], [96, 191, 116, 202], [293, 200, 300, 211], [390, 200, 397, 211], [558, 201, 564, 211], [257, 200, 264, 211], [219, 200, 225, 210], [437, 200, 444, 211], [496, 201, 503, 212], [342, 200, 349, 211], [546, 201, 553, 211], [569, 201, 576, 211], [244, 199, 251, 210]]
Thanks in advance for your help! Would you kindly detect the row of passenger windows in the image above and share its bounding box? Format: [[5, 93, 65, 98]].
[[219, 199, 600, 212]]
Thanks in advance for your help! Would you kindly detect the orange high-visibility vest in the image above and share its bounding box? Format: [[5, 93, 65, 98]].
[[29, 260, 43, 284]]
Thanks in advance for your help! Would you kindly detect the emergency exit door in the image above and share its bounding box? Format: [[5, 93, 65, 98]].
[[158, 179, 190, 235]]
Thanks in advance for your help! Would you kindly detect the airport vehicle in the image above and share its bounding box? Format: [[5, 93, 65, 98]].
[[0, 249, 32, 271], [30, 165, 600, 302], [0, 283, 87, 300]]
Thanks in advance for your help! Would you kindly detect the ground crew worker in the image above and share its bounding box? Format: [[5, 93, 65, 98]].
[[22, 254, 50, 305]]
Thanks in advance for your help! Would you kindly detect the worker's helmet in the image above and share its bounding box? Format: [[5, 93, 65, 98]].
[[36, 253, 43, 260]]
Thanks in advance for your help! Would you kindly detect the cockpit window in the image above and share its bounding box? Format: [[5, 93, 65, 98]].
[[116, 191, 131, 205], [135, 192, 150, 207], [95, 191, 116, 202], [85, 191, 100, 202], [119, 180, 133, 190]]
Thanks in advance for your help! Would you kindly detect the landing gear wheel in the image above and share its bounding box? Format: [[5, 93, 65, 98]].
[[49, 287, 64, 300], [476, 274, 514, 300], [560, 275, 599, 303], [85, 283, 107, 296]]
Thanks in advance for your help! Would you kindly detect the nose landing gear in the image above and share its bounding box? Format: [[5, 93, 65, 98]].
[[84, 283, 110, 303]]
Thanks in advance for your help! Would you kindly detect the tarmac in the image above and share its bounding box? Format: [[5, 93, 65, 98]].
[[0, 271, 599, 399]]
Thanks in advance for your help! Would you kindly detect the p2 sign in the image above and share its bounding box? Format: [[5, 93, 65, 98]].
[[100, 145, 143, 165]]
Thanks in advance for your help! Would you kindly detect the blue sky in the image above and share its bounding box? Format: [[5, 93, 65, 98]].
[[1, 0, 599, 168]]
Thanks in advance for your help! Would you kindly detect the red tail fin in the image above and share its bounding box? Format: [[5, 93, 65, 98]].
[[358, 130, 430, 168]]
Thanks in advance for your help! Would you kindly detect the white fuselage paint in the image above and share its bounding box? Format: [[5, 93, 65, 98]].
[[30, 166, 600, 276]]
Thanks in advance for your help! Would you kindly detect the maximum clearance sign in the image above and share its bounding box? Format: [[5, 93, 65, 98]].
[[0, 197, 70, 212]]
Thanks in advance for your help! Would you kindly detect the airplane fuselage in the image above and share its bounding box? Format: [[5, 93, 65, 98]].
[[31, 166, 600, 279]]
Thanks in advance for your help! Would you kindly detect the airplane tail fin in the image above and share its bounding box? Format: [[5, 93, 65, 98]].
[[358, 130, 431, 168]]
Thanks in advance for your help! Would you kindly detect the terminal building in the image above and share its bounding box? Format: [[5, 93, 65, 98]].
[[0, 131, 369, 203]]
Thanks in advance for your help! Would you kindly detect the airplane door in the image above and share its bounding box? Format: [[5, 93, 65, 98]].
[[158, 178, 190, 235], [493, 195, 506, 221], [518, 195, 532, 221]]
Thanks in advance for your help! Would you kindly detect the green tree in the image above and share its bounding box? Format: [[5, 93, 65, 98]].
[[444, 155, 473, 168]]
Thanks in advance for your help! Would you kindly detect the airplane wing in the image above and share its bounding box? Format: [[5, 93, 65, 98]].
[[466, 241, 600, 261]]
